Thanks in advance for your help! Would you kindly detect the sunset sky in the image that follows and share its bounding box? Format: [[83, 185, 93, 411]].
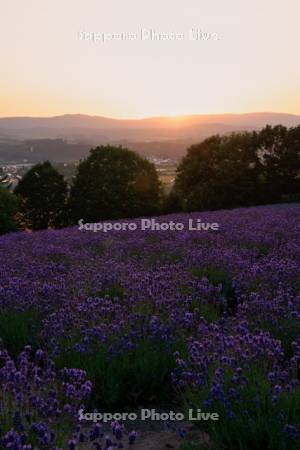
[[1, 0, 300, 118]]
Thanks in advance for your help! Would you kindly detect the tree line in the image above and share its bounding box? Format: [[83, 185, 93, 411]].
[[1, 125, 300, 234]]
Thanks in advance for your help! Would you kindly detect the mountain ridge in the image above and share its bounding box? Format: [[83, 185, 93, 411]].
[[0, 113, 299, 156], [0, 112, 299, 130]]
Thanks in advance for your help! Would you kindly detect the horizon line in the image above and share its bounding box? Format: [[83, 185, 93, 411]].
[[1, 110, 300, 121]]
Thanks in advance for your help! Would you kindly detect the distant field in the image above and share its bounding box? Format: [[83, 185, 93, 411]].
[[157, 164, 177, 192]]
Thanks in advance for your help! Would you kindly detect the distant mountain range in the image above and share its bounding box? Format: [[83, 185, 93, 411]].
[[0, 112, 299, 142], [0, 112, 299, 163]]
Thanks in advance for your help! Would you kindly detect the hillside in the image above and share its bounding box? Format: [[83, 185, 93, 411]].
[[0, 205, 300, 448]]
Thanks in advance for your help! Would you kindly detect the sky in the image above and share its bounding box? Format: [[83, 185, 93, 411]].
[[0, 0, 300, 118]]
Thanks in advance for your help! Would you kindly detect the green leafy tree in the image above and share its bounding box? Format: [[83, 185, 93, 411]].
[[258, 125, 300, 202], [163, 189, 182, 214], [69, 145, 162, 221], [174, 133, 261, 211], [0, 187, 19, 234], [14, 161, 68, 230]]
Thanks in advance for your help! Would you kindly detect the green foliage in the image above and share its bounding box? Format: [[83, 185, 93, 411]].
[[0, 310, 41, 356], [55, 339, 179, 408], [174, 125, 300, 211], [258, 125, 300, 203], [180, 443, 205, 450], [14, 161, 68, 230], [192, 266, 237, 313], [259, 316, 300, 358], [192, 302, 221, 323], [0, 186, 19, 234], [183, 368, 300, 450], [69, 145, 162, 222], [90, 285, 125, 299], [175, 133, 261, 211], [163, 189, 183, 213]]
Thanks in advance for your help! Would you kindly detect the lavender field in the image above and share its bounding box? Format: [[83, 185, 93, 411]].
[[0, 205, 300, 450]]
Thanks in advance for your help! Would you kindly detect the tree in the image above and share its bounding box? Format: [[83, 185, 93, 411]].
[[14, 161, 68, 230], [163, 189, 182, 214], [174, 133, 261, 211], [0, 187, 19, 234], [69, 145, 162, 222], [257, 125, 300, 202]]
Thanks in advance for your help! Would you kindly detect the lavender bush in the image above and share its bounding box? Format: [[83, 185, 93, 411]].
[[0, 204, 299, 449], [0, 345, 92, 449]]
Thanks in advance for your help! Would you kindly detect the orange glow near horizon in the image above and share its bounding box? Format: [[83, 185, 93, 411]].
[[1, 0, 300, 119]]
